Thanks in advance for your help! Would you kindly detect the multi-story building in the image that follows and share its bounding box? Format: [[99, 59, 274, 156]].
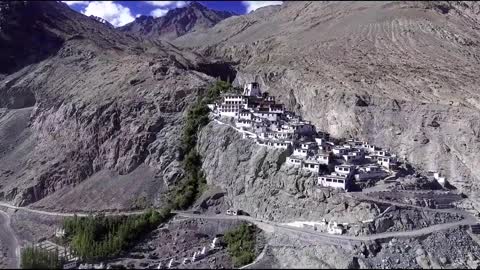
[[318, 174, 352, 190], [209, 82, 403, 192], [354, 165, 389, 181]]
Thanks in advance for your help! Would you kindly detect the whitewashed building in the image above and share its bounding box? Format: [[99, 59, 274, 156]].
[[265, 140, 291, 149], [301, 142, 317, 150], [293, 148, 309, 157], [238, 110, 252, 120], [316, 153, 330, 165], [342, 150, 365, 163], [315, 137, 326, 146], [318, 174, 352, 190], [218, 104, 242, 117], [243, 82, 262, 97], [334, 165, 355, 176], [302, 159, 320, 173], [375, 150, 388, 157], [253, 110, 279, 122], [287, 156, 303, 167], [332, 146, 349, 156], [377, 155, 398, 170], [236, 119, 252, 129], [354, 165, 388, 181]]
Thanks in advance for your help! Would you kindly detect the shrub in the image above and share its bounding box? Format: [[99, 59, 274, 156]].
[[224, 224, 257, 267]]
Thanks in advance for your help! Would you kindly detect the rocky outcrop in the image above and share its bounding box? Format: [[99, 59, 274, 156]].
[[197, 121, 380, 223]]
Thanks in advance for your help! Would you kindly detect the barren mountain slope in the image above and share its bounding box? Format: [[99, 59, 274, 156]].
[[0, 1, 224, 209], [174, 1, 480, 202], [118, 2, 235, 41]]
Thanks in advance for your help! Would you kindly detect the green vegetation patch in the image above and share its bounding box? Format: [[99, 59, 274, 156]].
[[172, 80, 234, 210], [62, 209, 171, 262], [21, 246, 64, 269], [224, 223, 257, 267]]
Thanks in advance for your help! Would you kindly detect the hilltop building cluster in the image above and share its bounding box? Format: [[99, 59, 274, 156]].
[[208, 83, 401, 191]]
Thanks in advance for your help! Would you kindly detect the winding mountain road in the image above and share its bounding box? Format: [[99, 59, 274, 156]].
[[0, 199, 476, 243], [172, 211, 478, 244], [0, 191, 477, 267], [0, 202, 145, 217]]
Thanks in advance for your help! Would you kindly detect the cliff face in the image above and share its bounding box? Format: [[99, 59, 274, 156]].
[[175, 1, 480, 202], [197, 121, 380, 223], [0, 1, 218, 209]]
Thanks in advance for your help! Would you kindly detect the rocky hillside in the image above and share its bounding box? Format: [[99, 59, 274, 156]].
[[174, 1, 480, 203], [118, 2, 236, 41], [196, 121, 381, 223], [0, 1, 229, 209]]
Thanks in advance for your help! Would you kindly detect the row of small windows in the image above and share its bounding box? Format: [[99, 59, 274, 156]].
[[303, 164, 318, 168], [224, 101, 245, 104], [322, 178, 346, 183]]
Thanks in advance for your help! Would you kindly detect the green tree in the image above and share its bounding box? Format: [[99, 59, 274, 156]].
[[224, 224, 257, 267]]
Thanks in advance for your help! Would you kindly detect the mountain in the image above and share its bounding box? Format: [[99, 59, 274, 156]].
[[0, 1, 230, 209], [2, 0, 480, 211], [0, 1, 139, 75], [3, 1, 480, 268], [89, 15, 115, 29], [174, 1, 480, 200], [118, 2, 236, 40]]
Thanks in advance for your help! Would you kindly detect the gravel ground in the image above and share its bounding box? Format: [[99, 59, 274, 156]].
[[9, 210, 63, 246], [353, 227, 480, 269], [246, 226, 480, 269], [104, 217, 265, 269]]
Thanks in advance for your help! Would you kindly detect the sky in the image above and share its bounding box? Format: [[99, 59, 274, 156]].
[[63, 1, 283, 27]]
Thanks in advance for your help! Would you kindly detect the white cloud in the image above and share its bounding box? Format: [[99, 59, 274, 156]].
[[174, 1, 189, 8], [82, 1, 135, 27], [146, 1, 189, 17], [136, 14, 143, 18], [62, 1, 89, 6], [242, 1, 282, 13], [150, 8, 169, 18], [145, 1, 189, 8]]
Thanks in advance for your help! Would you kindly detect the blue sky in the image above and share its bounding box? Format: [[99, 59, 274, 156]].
[[63, 1, 283, 27]]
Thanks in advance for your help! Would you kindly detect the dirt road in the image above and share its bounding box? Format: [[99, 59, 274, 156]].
[[0, 210, 20, 269], [173, 211, 478, 244]]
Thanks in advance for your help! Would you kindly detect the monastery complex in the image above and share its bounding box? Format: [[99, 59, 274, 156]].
[[208, 83, 445, 191]]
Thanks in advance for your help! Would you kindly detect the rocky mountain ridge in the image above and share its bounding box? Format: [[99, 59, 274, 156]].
[[118, 2, 236, 41]]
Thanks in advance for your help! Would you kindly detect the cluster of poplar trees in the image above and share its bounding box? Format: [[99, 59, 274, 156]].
[[20, 246, 63, 269], [63, 208, 171, 262], [172, 80, 236, 209]]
